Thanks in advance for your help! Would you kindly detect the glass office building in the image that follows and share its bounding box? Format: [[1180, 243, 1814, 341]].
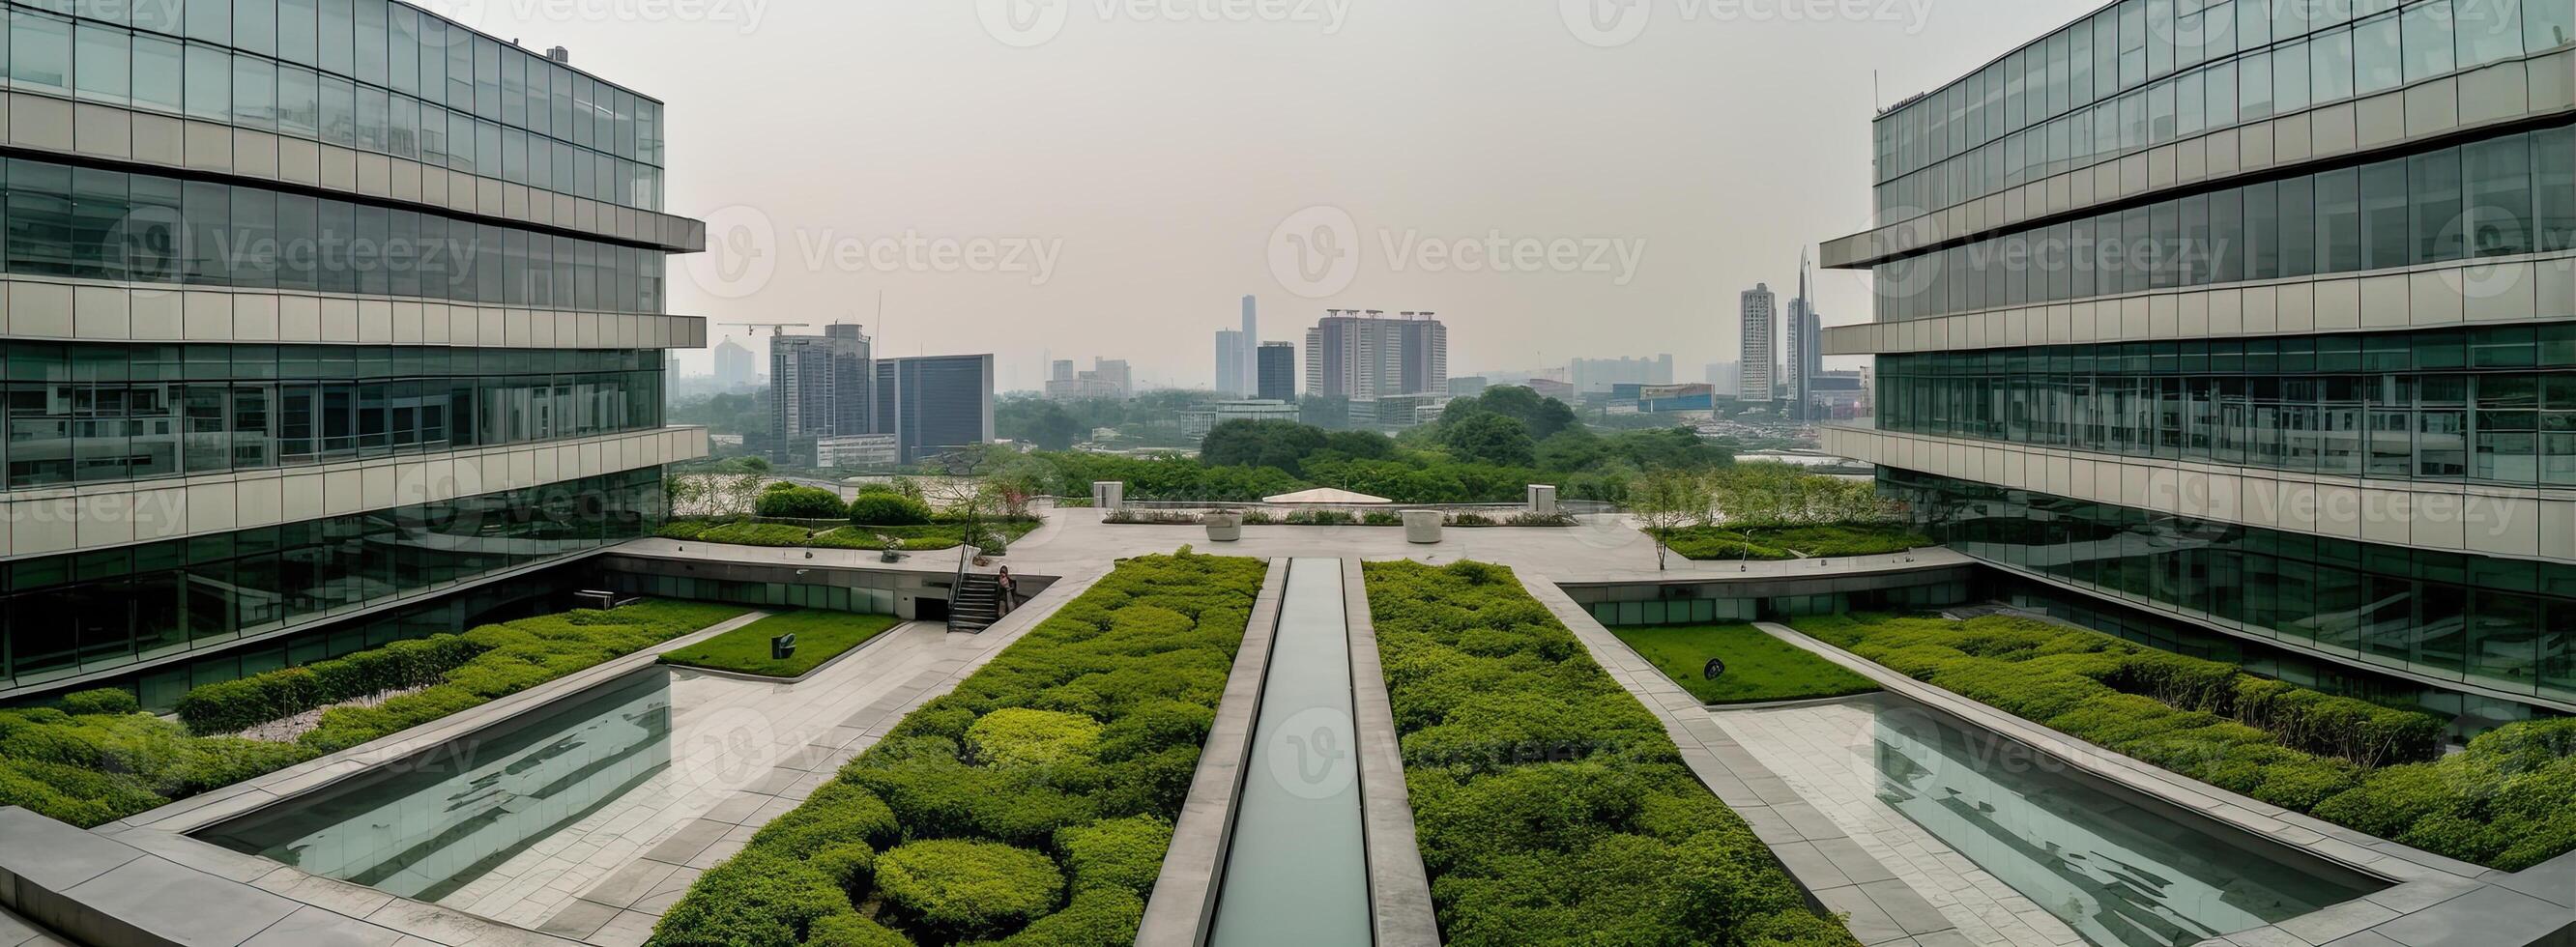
[[0, 0, 707, 707], [1824, 0, 2576, 729]]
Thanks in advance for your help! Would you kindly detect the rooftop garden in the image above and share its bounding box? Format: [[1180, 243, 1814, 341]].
[[1611, 623, 1879, 704], [1363, 560, 1860, 946], [661, 611, 906, 678], [1630, 464, 1929, 567], [646, 549, 1266, 947], [1792, 612, 2576, 871], [0, 600, 746, 829]]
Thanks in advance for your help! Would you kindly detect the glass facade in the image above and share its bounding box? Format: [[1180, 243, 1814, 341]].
[[6, 342, 664, 487], [1873, 0, 2575, 219], [1880, 468, 2576, 702], [0, 466, 663, 693], [3, 0, 665, 210], [3, 157, 668, 312], [1872, 123, 2576, 321], [1877, 326, 2576, 486]]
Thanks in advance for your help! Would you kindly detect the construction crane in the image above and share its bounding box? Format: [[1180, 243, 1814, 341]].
[[722, 323, 810, 338]]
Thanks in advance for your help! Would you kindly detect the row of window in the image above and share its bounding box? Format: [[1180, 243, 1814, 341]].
[[5, 8, 660, 210], [1875, 0, 2573, 218], [1882, 469, 2576, 700], [0, 467, 660, 691], [3, 343, 662, 487], [1877, 327, 2576, 485], [1, 158, 670, 311], [1872, 125, 2576, 323]]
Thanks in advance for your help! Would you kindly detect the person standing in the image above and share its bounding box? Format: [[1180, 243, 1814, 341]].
[[996, 565, 1017, 615]]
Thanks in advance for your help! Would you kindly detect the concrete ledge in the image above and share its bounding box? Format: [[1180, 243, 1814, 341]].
[[1342, 558, 1440, 947], [1138, 558, 1291, 947], [0, 904, 72, 947]]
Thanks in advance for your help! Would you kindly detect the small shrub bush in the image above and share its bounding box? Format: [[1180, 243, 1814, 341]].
[[58, 688, 139, 717], [876, 840, 1064, 941], [1365, 560, 1857, 947], [649, 552, 1264, 947], [849, 493, 935, 526], [757, 485, 851, 519]]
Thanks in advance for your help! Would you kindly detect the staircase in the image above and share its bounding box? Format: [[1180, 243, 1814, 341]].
[[950, 573, 1004, 632]]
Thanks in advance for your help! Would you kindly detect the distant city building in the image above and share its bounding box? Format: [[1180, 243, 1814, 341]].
[[874, 354, 997, 466], [1625, 383, 1718, 414], [1705, 360, 1741, 393], [1304, 310, 1448, 401], [713, 338, 760, 390], [1571, 355, 1675, 394], [1786, 253, 1824, 421], [1240, 296, 1259, 395], [1257, 342, 1297, 402], [770, 324, 875, 461], [1182, 398, 1303, 438], [1739, 284, 1777, 402], [1349, 394, 1449, 429], [1447, 376, 1490, 398], [815, 434, 901, 468], [1522, 378, 1575, 401], [1045, 358, 1132, 401], [1214, 330, 1248, 395]]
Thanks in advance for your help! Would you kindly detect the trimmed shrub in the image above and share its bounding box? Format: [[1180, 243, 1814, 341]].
[[987, 888, 1143, 947], [804, 913, 912, 947], [1054, 816, 1172, 897], [850, 493, 935, 527], [649, 849, 853, 947], [966, 708, 1104, 769], [876, 840, 1065, 941], [59, 688, 139, 717], [756, 485, 849, 519]]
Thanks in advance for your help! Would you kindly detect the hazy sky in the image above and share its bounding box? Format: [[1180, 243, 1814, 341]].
[[447, 0, 2099, 391]]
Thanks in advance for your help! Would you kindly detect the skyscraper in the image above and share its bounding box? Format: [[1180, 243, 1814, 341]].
[[1257, 342, 1298, 402], [0, 10, 706, 708], [1824, 3, 2576, 729], [713, 338, 760, 390], [1304, 310, 1448, 401], [875, 355, 998, 466], [1787, 253, 1822, 420], [1215, 330, 1248, 395], [1739, 284, 1777, 402], [1241, 295, 1260, 395], [770, 324, 874, 460]]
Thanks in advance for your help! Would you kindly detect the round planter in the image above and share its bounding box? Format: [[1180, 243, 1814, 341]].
[[1403, 509, 1444, 544], [1202, 511, 1244, 542]]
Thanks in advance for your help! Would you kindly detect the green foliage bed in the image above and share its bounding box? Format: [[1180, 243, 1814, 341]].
[[661, 612, 905, 678], [1610, 624, 1878, 704], [657, 519, 1038, 552], [1793, 612, 2576, 870], [1655, 523, 1932, 560], [0, 600, 744, 828], [647, 550, 1266, 947], [1362, 560, 1860, 947]]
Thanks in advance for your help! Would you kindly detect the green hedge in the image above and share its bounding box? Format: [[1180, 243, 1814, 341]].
[[657, 519, 1038, 553], [178, 634, 486, 734], [0, 599, 741, 830], [849, 493, 935, 527], [759, 485, 853, 519], [648, 550, 1265, 947], [1656, 523, 1931, 560], [1363, 560, 1859, 947], [1790, 613, 2576, 870]]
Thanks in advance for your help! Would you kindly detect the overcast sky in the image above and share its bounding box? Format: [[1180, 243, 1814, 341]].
[[449, 0, 2100, 391]]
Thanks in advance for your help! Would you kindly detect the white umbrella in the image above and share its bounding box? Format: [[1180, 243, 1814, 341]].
[[1260, 487, 1395, 504]]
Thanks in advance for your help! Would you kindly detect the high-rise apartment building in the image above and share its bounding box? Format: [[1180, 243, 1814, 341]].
[[0, 6, 709, 708], [713, 338, 760, 390], [769, 324, 873, 459], [875, 355, 998, 465], [1304, 310, 1448, 401], [1214, 330, 1247, 395], [1044, 358, 1131, 401], [1740, 284, 1777, 401], [1257, 342, 1298, 402], [1823, 0, 2576, 728]]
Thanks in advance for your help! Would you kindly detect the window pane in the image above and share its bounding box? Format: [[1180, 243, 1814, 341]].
[[230, 53, 274, 129], [2403, 0, 2457, 82], [2531, 0, 2574, 49], [2412, 148, 2465, 264], [73, 23, 130, 105], [234, 0, 275, 56], [2280, 175, 2318, 278], [2356, 14, 2403, 94], [2275, 39, 2312, 112], [2458, 0, 2525, 66], [11, 12, 70, 95], [2534, 126, 2575, 251], [184, 42, 228, 120], [2315, 26, 2357, 100], [2326, 167, 2366, 273], [276, 65, 317, 137], [188, 0, 234, 43], [2465, 133, 2533, 256], [319, 0, 352, 74], [277, 0, 315, 66], [2239, 48, 2273, 119], [2361, 158, 2412, 268]]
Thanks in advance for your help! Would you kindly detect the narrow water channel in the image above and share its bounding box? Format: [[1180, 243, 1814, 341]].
[[1207, 558, 1372, 946]]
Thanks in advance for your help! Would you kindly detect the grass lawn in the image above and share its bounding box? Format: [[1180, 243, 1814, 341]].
[[659, 610, 905, 677], [1611, 623, 1879, 704]]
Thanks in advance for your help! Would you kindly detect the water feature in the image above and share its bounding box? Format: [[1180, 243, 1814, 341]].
[[1717, 692, 2384, 947], [194, 671, 674, 902], [1207, 558, 1372, 946]]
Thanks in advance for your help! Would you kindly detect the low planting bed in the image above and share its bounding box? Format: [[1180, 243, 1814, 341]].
[[646, 550, 1266, 947], [658, 519, 1039, 553], [1362, 560, 1860, 947], [1611, 623, 1878, 704], [0, 600, 744, 828], [1655, 523, 1931, 560], [1792, 612, 2576, 871], [661, 611, 905, 678]]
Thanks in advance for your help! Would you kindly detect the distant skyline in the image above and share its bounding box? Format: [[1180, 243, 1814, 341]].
[[448, 0, 2103, 390]]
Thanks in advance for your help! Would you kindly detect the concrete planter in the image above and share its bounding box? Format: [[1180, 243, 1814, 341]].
[[1403, 509, 1443, 544], [1203, 511, 1244, 542]]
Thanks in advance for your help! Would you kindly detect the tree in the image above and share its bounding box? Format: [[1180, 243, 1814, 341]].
[[1201, 419, 1329, 475], [1443, 413, 1536, 467], [1468, 386, 1577, 440], [998, 397, 1086, 450], [1321, 429, 1396, 461], [1630, 469, 1714, 570], [1298, 395, 1354, 431], [1535, 427, 1607, 472]]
